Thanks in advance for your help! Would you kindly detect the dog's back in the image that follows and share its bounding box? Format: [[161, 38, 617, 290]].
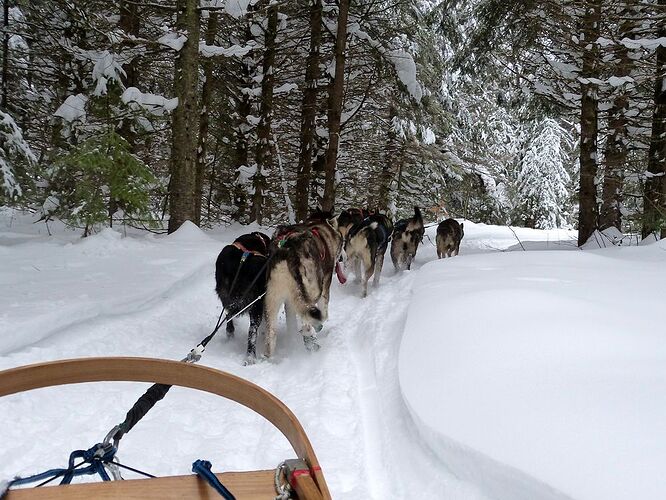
[[390, 206, 424, 271], [337, 207, 371, 241], [214, 232, 270, 309], [264, 217, 343, 357], [345, 213, 393, 297], [436, 218, 464, 258], [214, 232, 271, 363]]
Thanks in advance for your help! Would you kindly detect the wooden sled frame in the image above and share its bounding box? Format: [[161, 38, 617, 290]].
[[0, 357, 331, 500]]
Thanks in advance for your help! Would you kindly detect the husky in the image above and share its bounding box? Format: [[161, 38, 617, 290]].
[[436, 218, 464, 258], [263, 213, 346, 359], [344, 213, 393, 297], [215, 231, 272, 362], [337, 207, 371, 241], [390, 206, 425, 271]]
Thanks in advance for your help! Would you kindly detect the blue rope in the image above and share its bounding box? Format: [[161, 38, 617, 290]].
[[192, 460, 236, 500], [4, 443, 116, 494]]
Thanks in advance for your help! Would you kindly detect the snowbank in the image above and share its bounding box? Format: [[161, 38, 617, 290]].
[[399, 244, 666, 500]]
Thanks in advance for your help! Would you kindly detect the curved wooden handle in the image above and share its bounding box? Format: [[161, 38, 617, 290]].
[[0, 357, 331, 499]]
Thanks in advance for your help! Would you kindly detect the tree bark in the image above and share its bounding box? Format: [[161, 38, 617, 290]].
[[377, 109, 399, 211], [167, 0, 200, 233], [232, 19, 254, 223], [321, 0, 350, 213], [2, 0, 10, 111], [250, 4, 278, 225], [577, 0, 601, 246], [112, 0, 140, 223], [599, 2, 634, 231], [642, 0, 666, 239], [195, 12, 218, 226], [294, 0, 323, 222]]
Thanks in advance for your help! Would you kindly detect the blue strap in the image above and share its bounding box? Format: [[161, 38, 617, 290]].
[[4, 443, 116, 493], [192, 460, 236, 500]]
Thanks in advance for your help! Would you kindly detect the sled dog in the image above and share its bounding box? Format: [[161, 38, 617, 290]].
[[215, 231, 272, 363], [263, 214, 345, 359], [344, 213, 393, 297], [436, 218, 464, 258], [337, 207, 371, 241], [390, 206, 425, 271]]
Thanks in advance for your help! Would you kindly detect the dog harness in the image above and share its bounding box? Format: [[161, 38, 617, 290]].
[[275, 227, 327, 261], [232, 239, 268, 257]]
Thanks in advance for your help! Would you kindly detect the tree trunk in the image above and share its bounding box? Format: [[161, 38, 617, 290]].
[[167, 0, 199, 233], [195, 12, 218, 226], [250, 4, 278, 225], [294, 0, 323, 221], [599, 2, 634, 231], [642, 0, 666, 239], [321, 0, 350, 213], [2, 0, 10, 111], [377, 109, 398, 211], [112, 0, 140, 223], [232, 19, 255, 223], [577, 0, 601, 246]]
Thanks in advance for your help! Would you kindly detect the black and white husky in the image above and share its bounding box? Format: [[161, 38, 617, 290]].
[[390, 206, 425, 271], [344, 213, 393, 297], [436, 218, 464, 258], [263, 213, 346, 359], [215, 231, 271, 363], [336, 207, 370, 241]]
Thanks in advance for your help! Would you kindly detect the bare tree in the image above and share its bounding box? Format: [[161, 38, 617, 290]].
[[167, 0, 200, 233], [294, 0, 323, 221], [321, 0, 350, 213], [250, 3, 278, 224], [577, 0, 602, 246], [642, 0, 666, 238]]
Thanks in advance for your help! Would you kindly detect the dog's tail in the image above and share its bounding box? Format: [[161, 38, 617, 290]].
[[414, 206, 423, 223]]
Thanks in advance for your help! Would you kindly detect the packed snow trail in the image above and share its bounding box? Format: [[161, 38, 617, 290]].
[[0, 217, 486, 499], [0, 211, 575, 498]]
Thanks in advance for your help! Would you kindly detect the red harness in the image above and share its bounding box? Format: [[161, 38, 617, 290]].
[[276, 227, 327, 261], [232, 240, 267, 257]]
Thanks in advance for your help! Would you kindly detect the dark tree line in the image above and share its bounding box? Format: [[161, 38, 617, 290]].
[[1, 0, 665, 245]]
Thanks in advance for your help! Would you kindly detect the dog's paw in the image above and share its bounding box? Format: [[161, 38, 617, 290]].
[[303, 335, 321, 352], [243, 355, 257, 366], [226, 331, 235, 340]]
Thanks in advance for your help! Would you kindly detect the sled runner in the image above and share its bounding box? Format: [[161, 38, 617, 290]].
[[0, 357, 331, 500]]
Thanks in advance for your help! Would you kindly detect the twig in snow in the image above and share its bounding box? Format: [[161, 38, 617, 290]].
[[507, 225, 526, 251]]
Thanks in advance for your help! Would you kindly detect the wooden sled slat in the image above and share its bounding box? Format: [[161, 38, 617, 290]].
[[0, 357, 331, 499], [5, 470, 276, 500]]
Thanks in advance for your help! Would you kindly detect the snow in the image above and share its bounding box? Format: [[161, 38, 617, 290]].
[[121, 87, 178, 115], [53, 94, 88, 122], [1, 211, 663, 500], [386, 50, 423, 102], [158, 32, 187, 52], [199, 42, 254, 58], [90, 51, 126, 96], [400, 223, 666, 500]]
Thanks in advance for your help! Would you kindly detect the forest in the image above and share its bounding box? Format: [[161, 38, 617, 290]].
[[0, 0, 665, 245]]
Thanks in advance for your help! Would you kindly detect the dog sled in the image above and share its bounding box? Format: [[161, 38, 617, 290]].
[[0, 357, 331, 500]]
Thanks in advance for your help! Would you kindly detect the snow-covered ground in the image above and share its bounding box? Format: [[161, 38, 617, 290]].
[[1, 208, 663, 499]]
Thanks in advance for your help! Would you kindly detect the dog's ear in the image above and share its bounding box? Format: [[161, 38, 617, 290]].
[[328, 217, 340, 231]]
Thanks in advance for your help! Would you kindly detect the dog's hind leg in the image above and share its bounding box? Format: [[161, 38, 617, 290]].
[[263, 279, 283, 360], [226, 319, 235, 339], [373, 250, 384, 286], [244, 302, 263, 365], [285, 302, 298, 337]]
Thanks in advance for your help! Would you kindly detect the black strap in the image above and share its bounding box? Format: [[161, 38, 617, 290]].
[[110, 251, 274, 445]]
